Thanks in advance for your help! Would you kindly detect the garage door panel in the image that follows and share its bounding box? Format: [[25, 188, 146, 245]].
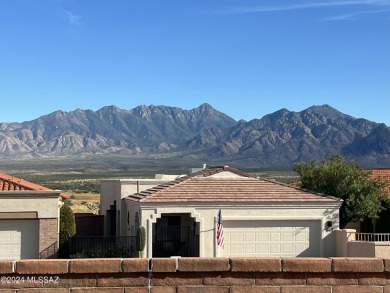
[[270, 244, 281, 254], [11, 233, 22, 242], [221, 220, 321, 257], [246, 233, 255, 242], [295, 244, 307, 253], [280, 244, 291, 253], [232, 232, 244, 242], [231, 245, 244, 254], [270, 233, 280, 241], [283, 233, 293, 241], [258, 233, 269, 241], [0, 235, 11, 242], [12, 245, 22, 253], [295, 232, 306, 241], [0, 245, 11, 254], [245, 244, 256, 253]]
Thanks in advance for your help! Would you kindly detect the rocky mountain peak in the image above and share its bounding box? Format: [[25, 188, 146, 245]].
[[0, 104, 388, 167]]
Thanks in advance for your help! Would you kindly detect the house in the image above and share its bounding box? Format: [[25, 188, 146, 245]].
[[0, 172, 67, 201], [102, 166, 342, 258], [368, 168, 390, 197], [100, 173, 184, 237], [0, 173, 65, 259], [343, 168, 390, 233]]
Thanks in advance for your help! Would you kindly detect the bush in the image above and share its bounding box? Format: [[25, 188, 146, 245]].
[[59, 204, 76, 258], [294, 154, 388, 228]]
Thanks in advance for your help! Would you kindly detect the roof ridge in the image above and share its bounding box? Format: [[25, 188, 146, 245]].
[[131, 166, 227, 200], [257, 176, 340, 201], [131, 166, 276, 201]]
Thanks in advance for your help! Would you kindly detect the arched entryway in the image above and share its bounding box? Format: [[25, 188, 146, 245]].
[[152, 213, 199, 257]]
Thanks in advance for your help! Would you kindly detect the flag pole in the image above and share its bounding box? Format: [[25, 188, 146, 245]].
[[216, 206, 224, 252], [215, 207, 219, 252]]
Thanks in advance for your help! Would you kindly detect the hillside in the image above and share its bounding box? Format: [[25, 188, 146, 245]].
[[0, 103, 389, 167]]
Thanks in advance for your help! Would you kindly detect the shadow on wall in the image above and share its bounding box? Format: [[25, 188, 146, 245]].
[[19, 219, 39, 259]]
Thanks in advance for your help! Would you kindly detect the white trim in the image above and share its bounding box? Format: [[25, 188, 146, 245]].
[[222, 216, 324, 221], [144, 208, 202, 225], [147, 218, 152, 258], [221, 218, 323, 257], [139, 203, 341, 208]]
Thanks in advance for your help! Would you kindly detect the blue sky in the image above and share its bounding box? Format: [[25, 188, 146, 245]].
[[1, 0, 389, 125]]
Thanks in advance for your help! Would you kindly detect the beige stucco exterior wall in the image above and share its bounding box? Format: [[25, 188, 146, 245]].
[[100, 179, 176, 236], [0, 191, 60, 218], [335, 229, 357, 257], [134, 202, 340, 258], [347, 241, 376, 257], [374, 243, 390, 258], [335, 229, 390, 257], [124, 200, 141, 236]]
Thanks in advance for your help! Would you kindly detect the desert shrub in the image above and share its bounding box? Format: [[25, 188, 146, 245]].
[[59, 204, 76, 258]]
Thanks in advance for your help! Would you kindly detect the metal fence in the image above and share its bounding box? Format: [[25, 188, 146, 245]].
[[69, 236, 137, 258], [39, 242, 58, 259], [354, 233, 390, 242]]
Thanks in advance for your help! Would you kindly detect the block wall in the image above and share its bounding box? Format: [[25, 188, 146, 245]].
[[1, 257, 390, 292], [39, 218, 58, 258]]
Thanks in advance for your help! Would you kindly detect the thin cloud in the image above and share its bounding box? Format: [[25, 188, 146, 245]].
[[219, 0, 390, 15], [63, 9, 81, 25], [322, 8, 390, 20]]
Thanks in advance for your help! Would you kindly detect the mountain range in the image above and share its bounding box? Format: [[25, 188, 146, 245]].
[[0, 103, 389, 168]]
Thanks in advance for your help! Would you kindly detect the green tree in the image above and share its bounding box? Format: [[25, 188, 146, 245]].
[[294, 155, 388, 228], [59, 203, 76, 257]]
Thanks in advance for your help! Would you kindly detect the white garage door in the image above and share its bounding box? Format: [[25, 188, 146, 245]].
[[0, 220, 39, 259], [221, 220, 321, 257]]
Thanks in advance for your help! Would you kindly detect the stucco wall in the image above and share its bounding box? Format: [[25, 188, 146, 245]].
[[348, 241, 376, 257], [374, 243, 390, 258], [0, 192, 60, 218], [0, 258, 388, 292], [100, 179, 173, 236], [335, 229, 390, 257]]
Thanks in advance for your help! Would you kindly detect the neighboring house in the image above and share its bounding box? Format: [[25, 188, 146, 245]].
[[102, 166, 342, 258], [0, 173, 66, 259], [100, 173, 184, 237], [344, 168, 390, 232], [368, 168, 390, 197]]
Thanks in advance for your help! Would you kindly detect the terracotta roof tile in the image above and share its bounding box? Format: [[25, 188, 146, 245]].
[[127, 166, 340, 203], [0, 172, 67, 200], [367, 168, 390, 197]]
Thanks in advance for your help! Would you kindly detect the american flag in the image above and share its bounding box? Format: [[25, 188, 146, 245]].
[[216, 208, 224, 248]]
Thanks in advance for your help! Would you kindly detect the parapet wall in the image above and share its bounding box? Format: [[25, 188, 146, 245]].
[[1, 257, 390, 292]]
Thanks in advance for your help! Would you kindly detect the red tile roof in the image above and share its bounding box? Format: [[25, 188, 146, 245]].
[[127, 166, 340, 203], [0, 172, 67, 200], [367, 168, 390, 197]]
